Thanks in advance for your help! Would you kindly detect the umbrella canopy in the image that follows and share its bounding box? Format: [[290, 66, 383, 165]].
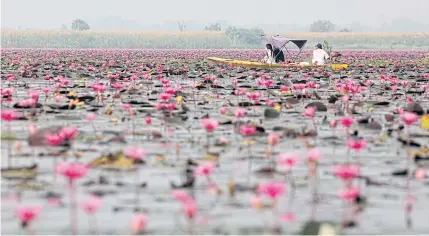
[[262, 35, 307, 50]]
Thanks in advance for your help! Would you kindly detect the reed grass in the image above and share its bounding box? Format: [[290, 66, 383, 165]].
[[2, 30, 428, 49]]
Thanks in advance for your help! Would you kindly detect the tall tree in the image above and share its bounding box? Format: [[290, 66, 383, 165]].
[[309, 20, 335, 32], [71, 19, 90, 31], [204, 23, 222, 31], [177, 21, 186, 32]]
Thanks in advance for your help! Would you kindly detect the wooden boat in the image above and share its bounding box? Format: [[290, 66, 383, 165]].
[[1, 164, 38, 179], [206, 35, 348, 70], [206, 57, 348, 70]]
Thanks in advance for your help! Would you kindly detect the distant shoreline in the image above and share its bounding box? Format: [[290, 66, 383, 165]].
[[2, 30, 428, 49]]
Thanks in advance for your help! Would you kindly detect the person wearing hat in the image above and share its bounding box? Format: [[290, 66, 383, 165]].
[[312, 43, 330, 66]]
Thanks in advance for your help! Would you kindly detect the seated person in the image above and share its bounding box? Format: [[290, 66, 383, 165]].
[[273, 47, 285, 63], [312, 43, 329, 65], [261, 44, 275, 64]]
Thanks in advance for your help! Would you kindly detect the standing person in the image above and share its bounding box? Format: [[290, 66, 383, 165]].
[[312, 43, 329, 65]]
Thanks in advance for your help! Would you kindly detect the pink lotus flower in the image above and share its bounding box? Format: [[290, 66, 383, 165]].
[[183, 202, 196, 219], [85, 112, 96, 121], [267, 133, 280, 146], [218, 106, 227, 115], [165, 103, 176, 111], [159, 93, 171, 101], [266, 99, 275, 107], [234, 108, 246, 118], [306, 81, 316, 88], [194, 161, 215, 176], [239, 125, 256, 136], [18, 98, 36, 107], [155, 102, 165, 110], [27, 89, 39, 100], [1, 110, 17, 121], [264, 80, 273, 87], [250, 195, 262, 209], [277, 152, 298, 170], [200, 118, 219, 132], [394, 107, 404, 114], [122, 104, 131, 110], [124, 145, 146, 160], [246, 91, 261, 100], [340, 95, 349, 103], [333, 164, 359, 181], [145, 115, 151, 124], [27, 124, 37, 136], [306, 148, 321, 162], [280, 212, 296, 222], [45, 132, 65, 146], [258, 181, 285, 199], [80, 195, 101, 213], [56, 162, 88, 180], [303, 106, 316, 117], [400, 112, 419, 125], [46, 196, 62, 206], [338, 186, 359, 201], [280, 85, 289, 92], [131, 213, 147, 233], [15, 204, 42, 226], [59, 126, 79, 139], [54, 95, 63, 103], [339, 116, 353, 127], [347, 138, 366, 150], [330, 119, 337, 128], [172, 190, 194, 204], [292, 83, 306, 90]]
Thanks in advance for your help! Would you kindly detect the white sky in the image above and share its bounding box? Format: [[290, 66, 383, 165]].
[[1, 0, 429, 29]]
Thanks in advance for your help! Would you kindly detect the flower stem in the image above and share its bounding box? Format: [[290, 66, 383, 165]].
[[68, 179, 77, 235]]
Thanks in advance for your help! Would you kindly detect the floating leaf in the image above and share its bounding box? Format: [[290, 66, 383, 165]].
[[379, 133, 389, 141], [204, 95, 212, 101], [67, 91, 77, 97], [274, 103, 281, 111], [156, 154, 165, 162], [1, 164, 38, 180], [241, 139, 255, 145], [204, 153, 219, 161], [75, 152, 84, 158], [176, 96, 183, 105], [420, 114, 429, 129], [88, 152, 135, 171], [105, 107, 112, 115]]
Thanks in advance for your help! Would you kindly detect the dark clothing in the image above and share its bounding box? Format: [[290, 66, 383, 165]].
[[273, 48, 285, 63]]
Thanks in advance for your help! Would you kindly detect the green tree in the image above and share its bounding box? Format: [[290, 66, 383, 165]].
[[225, 26, 264, 45], [309, 20, 335, 32], [339, 28, 351, 32], [204, 23, 222, 31], [71, 19, 90, 31]]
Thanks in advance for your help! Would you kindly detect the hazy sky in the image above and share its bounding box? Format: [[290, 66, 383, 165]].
[[2, 0, 429, 29]]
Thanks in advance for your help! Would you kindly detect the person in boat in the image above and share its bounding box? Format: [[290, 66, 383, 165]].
[[312, 43, 330, 65], [262, 44, 285, 63], [262, 44, 276, 64], [273, 47, 285, 63]]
